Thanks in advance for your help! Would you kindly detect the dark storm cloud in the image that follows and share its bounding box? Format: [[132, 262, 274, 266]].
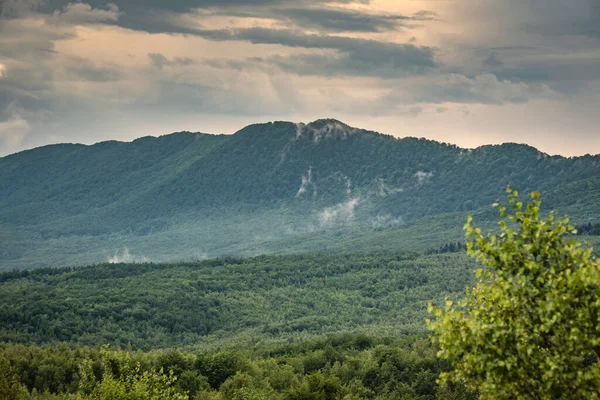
[[32, 0, 401, 37], [192, 27, 438, 77], [39, 0, 370, 17], [197, 27, 437, 69], [493, 59, 600, 86], [40, 0, 295, 14], [477, 49, 600, 86], [273, 8, 435, 33], [7, 0, 437, 71]]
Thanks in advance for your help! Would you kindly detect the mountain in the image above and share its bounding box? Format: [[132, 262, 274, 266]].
[[1, 119, 599, 270]]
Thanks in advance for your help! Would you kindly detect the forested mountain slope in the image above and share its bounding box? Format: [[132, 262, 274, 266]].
[[2, 119, 599, 269]]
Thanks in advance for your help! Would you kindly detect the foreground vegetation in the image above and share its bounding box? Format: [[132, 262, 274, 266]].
[[430, 191, 600, 398], [0, 334, 476, 399]]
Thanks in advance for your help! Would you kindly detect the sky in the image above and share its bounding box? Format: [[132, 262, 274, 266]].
[[0, 0, 599, 156]]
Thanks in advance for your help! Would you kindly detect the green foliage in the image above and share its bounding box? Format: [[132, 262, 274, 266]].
[[0, 336, 475, 400], [290, 371, 345, 400], [78, 347, 187, 400], [0, 355, 29, 400], [0, 253, 475, 349], [429, 190, 600, 399], [196, 352, 244, 389]]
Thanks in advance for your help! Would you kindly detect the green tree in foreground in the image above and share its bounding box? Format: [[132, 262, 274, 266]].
[[429, 189, 600, 399], [0, 356, 28, 399], [78, 347, 188, 400]]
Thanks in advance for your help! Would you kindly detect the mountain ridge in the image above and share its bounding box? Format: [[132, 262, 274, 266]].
[[1, 119, 599, 270], [5, 119, 592, 160]]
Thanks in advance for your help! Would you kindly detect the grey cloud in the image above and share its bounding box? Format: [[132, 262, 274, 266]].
[[462, 0, 600, 88], [412, 11, 437, 21], [41, 0, 369, 16], [487, 46, 539, 51], [1, 0, 121, 23], [35, 1, 372, 37], [0, 8, 124, 155], [0, 0, 44, 17], [49, 2, 121, 24], [65, 62, 122, 82], [104, 10, 201, 36], [483, 52, 503, 67], [263, 51, 434, 78], [0, 58, 120, 153], [488, 55, 600, 87], [0, 60, 54, 117], [472, 0, 600, 38], [446, 0, 600, 92], [526, 0, 600, 38], [383, 73, 556, 106], [204, 56, 553, 107], [406, 106, 423, 117], [0, 73, 54, 112], [274, 8, 436, 33], [26, 0, 432, 63], [42, 0, 285, 14], [148, 53, 194, 69], [196, 27, 437, 75]]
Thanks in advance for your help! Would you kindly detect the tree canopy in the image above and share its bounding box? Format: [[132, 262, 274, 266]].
[[429, 189, 600, 399]]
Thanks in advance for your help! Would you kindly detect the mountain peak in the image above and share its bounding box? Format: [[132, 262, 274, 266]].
[[305, 118, 349, 129], [297, 119, 359, 142]]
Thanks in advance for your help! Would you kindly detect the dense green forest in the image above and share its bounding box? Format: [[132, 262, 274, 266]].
[[2, 119, 600, 269], [576, 222, 600, 235], [0, 251, 481, 399], [0, 252, 475, 350], [0, 334, 475, 399]]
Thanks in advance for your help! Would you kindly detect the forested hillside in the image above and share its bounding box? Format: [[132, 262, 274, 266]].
[[2, 119, 600, 269], [0, 251, 477, 399], [0, 252, 475, 350]]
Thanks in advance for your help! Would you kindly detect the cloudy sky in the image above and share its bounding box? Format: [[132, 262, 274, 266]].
[[1, 0, 599, 156]]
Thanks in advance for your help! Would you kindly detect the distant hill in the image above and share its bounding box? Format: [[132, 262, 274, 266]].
[[1, 119, 599, 270]]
